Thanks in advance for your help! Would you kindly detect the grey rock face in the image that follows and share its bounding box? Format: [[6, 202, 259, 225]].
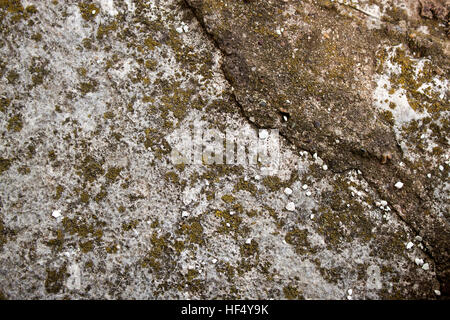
[[0, 0, 448, 299]]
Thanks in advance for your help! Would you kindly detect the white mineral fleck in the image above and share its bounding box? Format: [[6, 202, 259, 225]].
[[182, 211, 190, 218], [306, 191, 312, 197], [434, 290, 441, 296], [422, 263, 429, 271], [52, 210, 62, 218], [284, 187, 293, 195], [286, 202, 296, 211], [394, 181, 404, 189], [406, 242, 414, 250], [302, 184, 308, 190], [259, 129, 269, 139], [323, 164, 328, 171], [415, 258, 424, 266], [246, 238, 252, 244], [348, 289, 353, 295]]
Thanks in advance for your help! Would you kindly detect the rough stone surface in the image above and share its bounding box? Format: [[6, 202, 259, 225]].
[[0, 0, 448, 299]]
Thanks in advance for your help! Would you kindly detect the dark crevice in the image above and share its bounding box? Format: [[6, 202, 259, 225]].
[[184, 0, 447, 296]]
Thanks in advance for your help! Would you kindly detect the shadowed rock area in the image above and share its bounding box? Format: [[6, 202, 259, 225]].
[[0, 0, 448, 299], [186, 0, 450, 296]]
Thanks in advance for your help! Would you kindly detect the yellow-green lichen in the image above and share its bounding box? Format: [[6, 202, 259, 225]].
[[77, 156, 105, 183], [6, 70, 19, 84], [79, 240, 93, 253], [17, 165, 30, 175], [7, 114, 23, 132], [105, 166, 122, 182], [214, 209, 243, 237], [78, 2, 99, 21], [0, 158, 12, 175], [45, 264, 67, 294], [94, 188, 107, 203], [179, 219, 204, 245], [262, 175, 283, 192], [221, 194, 235, 204], [0, 219, 7, 247], [80, 191, 90, 203], [164, 171, 180, 184], [54, 185, 64, 200], [0, 96, 10, 113], [78, 80, 98, 95], [285, 228, 314, 255], [103, 111, 115, 120], [240, 239, 259, 257], [97, 21, 118, 40], [283, 285, 303, 300], [122, 220, 139, 232], [144, 36, 159, 51]]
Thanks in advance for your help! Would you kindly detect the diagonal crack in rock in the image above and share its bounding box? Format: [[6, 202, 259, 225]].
[[184, 0, 450, 296]]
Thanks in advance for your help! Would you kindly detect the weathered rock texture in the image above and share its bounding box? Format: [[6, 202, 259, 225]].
[[0, 0, 448, 299], [186, 0, 450, 297]]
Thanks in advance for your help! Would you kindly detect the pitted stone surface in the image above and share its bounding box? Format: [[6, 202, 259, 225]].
[[0, 0, 448, 299]]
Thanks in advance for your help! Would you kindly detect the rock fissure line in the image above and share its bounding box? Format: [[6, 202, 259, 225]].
[[183, 0, 448, 295]]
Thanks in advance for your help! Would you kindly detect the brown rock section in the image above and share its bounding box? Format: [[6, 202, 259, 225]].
[[419, 0, 449, 21], [185, 0, 450, 296]]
